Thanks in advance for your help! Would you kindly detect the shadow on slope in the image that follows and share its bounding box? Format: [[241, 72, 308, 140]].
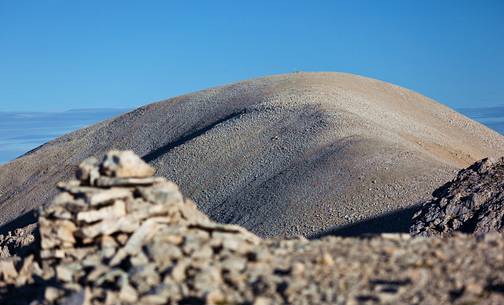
[[142, 110, 246, 162], [0, 210, 37, 236], [310, 204, 420, 239], [1, 204, 422, 240]]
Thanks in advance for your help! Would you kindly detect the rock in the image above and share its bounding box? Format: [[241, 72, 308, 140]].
[[95, 176, 166, 187], [76, 157, 99, 185], [78, 215, 140, 239], [55, 265, 74, 282], [119, 276, 138, 303], [253, 297, 272, 305], [411, 157, 504, 236], [138, 181, 183, 205], [39, 218, 77, 249], [44, 287, 64, 303], [60, 289, 90, 305], [0, 259, 18, 280], [76, 200, 126, 223], [100, 150, 155, 178], [206, 289, 226, 305], [84, 188, 131, 206], [109, 217, 167, 266], [320, 252, 334, 266], [221, 257, 247, 272], [16, 255, 35, 285]]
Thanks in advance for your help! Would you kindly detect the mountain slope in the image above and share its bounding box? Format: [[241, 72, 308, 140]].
[[1, 72, 503, 237]]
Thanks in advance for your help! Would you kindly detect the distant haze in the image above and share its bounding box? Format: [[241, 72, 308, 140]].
[[459, 106, 504, 135], [0, 109, 126, 164]]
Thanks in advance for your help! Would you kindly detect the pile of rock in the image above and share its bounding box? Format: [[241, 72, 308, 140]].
[[410, 157, 504, 236], [1, 150, 262, 304], [1, 151, 504, 305]]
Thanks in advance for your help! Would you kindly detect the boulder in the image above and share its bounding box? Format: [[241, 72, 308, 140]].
[[411, 157, 504, 236]]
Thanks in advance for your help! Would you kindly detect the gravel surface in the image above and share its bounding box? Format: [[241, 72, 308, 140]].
[[1, 73, 503, 238], [1, 151, 504, 305], [411, 157, 504, 236]]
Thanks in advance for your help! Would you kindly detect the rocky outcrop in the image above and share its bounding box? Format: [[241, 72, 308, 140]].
[[410, 157, 504, 236], [1, 151, 504, 305]]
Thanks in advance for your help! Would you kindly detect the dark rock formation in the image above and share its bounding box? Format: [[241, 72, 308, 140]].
[[410, 157, 504, 236]]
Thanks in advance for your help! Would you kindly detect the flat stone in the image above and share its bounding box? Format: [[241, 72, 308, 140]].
[[40, 249, 66, 259], [100, 150, 155, 178], [56, 265, 74, 282], [253, 297, 272, 305], [77, 200, 126, 223], [79, 215, 140, 239], [96, 176, 166, 187], [51, 192, 76, 206], [110, 217, 170, 265], [140, 294, 169, 305], [221, 257, 247, 272], [85, 188, 132, 206], [57, 180, 81, 189], [126, 200, 179, 221], [57, 181, 99, 196], [45, 205, 73, 220], [138, 181, 182, 205], [0, 259, 18, 279]]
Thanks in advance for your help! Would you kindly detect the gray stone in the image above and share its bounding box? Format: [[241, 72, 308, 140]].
[[76, 156, 99, 186], [100, 150, 155, 178], [85, 188, 131, 206]]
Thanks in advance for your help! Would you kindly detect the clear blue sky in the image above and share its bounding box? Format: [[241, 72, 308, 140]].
[[1, 1, 503, 111]]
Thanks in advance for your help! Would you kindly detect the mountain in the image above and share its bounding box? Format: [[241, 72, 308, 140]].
[[1, 72, 503, 237]]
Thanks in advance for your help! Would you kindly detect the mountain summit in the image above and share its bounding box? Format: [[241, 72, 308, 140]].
[[1, 72, 503, 237]]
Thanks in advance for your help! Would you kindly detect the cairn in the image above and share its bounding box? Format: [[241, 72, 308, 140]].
[[2, 150, 260, 305]]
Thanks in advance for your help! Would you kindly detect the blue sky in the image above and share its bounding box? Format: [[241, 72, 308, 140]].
[[0, 1, 503, 112]]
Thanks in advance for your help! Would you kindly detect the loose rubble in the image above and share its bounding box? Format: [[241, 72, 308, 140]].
[[1, 151, 504, 305], [411, 157, 504, 236]]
